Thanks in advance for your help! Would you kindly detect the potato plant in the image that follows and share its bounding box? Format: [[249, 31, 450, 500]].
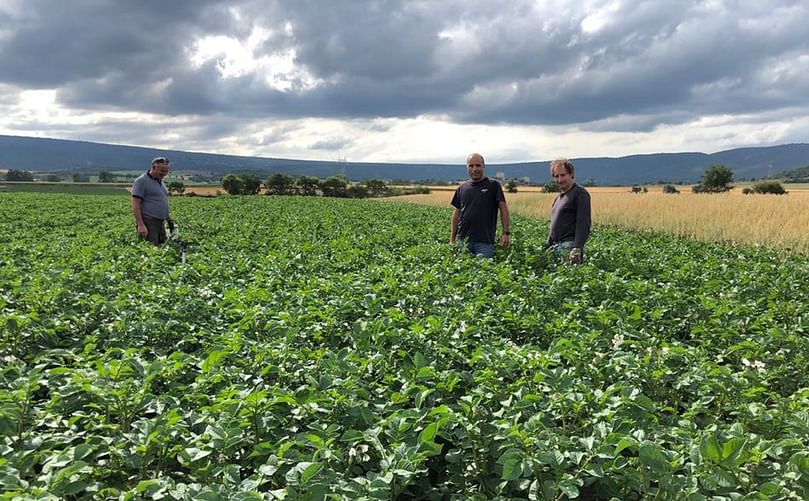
[[1, 193, 809, 500]]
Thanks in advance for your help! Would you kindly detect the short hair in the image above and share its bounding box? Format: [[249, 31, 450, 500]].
[[152, 157, 169, 165], [466, 153, 485, 166], [550, 158, 574, 177]]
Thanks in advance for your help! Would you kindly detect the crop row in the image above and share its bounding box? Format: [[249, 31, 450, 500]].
[[1, 193, 809, 499]]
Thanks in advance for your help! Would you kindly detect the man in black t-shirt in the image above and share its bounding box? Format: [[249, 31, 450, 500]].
[[450, 153, 511, 258]]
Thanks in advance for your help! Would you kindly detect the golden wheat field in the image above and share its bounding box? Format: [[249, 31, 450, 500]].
[[391, 186, 809, 253]]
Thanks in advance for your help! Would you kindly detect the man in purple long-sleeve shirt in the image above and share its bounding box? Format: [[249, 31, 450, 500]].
[[545, 158, 591, 264]]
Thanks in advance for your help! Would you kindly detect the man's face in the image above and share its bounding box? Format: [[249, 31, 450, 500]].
[[151, 160, 170, 179], [467, 155, 485, 181], [553, 165, 573, 192]]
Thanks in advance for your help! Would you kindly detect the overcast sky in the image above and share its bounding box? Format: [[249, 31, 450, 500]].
[[1, 0, 808, 163]]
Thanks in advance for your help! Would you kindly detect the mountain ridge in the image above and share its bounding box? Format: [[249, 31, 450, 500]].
[[2, 134, 808, 185]]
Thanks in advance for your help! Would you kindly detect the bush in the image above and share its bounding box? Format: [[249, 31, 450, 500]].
[[364, 179, 389, 197], [265, 173, 296, 195], [749, 181, 786, 195], [222, 173, 261, 195], [662, 184, 680, 194], [5, 169, 35, 181], [543, 181, 560, 193], [221, 174, 245, 195], [320, 176, 349, 198], [346, 184, 369, 198], [505, 180, 518, 193], [168, 181, 185, 195], [98, 171, 116, 183]]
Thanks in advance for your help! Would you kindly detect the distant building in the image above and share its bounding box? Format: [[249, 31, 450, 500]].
[[494, 171, 506, 180], [520, 176, 530, 183]]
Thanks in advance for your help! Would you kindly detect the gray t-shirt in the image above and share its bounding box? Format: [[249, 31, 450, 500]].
[[132, 172, 169, 220]]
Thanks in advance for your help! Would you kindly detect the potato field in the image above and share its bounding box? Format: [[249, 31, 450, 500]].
[[1, 193, 809, 500]]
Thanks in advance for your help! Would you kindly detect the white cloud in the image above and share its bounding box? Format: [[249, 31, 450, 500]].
[[0, 0, 808, 163]]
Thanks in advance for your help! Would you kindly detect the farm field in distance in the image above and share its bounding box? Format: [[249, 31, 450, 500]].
[[1, 192, 809, 499], [394, 188, 809, 253]]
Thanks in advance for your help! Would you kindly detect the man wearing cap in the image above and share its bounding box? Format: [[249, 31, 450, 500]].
[[545, 158, 591, 264], [450, 152, 510, 258], [132, 157, 173, 245]]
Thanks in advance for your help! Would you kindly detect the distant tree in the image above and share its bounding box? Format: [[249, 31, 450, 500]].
[[662, 184, 680, 194], [363, 179, 389, 197], [45, 174, 61, 182], [505, 179, 518, 193], [750, 180, 787, 195], [693, 164, 733, 193], [631, 185, 643, 193], [265, 173, 295, 195], [167, 181, 185, 195], [296, 176, 320, 196], [542, 180, 560, 193], [240, 173, 262, 195], [320, 176, 348, 197], [98, 171, 115, 183], [346, 184, 369, 198], [221, 174, 245, 195], [5, 169, 35, 181]]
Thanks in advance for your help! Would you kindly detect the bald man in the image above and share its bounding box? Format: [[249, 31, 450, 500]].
[[449, 153, 510, 258]]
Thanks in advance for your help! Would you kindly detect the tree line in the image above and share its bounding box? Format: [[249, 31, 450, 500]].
[[219, 173, 430, 198]]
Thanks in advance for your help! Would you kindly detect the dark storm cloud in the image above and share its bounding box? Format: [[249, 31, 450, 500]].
[[309, 137, 352, 151], [2, 0, 808, 131]]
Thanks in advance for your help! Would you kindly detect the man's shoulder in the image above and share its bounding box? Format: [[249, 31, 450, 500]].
[[572, 183, 589, 196]]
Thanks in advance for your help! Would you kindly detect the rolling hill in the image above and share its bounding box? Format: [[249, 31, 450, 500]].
[[2, 134, 808, 185]]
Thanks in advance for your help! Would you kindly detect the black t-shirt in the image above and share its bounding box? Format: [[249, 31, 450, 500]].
[[451, 177, 505, 244]]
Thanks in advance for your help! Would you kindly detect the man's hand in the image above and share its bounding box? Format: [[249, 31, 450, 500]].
[[569, 247, 582, 264], [499, 233, 510, 248], [137, 222, 148, 238]]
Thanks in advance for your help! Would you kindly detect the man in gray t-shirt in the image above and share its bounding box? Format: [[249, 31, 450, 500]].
[[132, 157, 172, 245]]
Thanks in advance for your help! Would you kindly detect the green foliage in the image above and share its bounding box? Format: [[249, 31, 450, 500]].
[[693, 164, 734, 193], [4, 169, 34, 181], [296, 175, 320, 196], [364, 179, 389, 197], [320, 176, 348, 197], [505, 179, 518, 193], [2, 193, 809, 498], [662, 184, 680, 194], [543, 180, 560, 193], [167, 181, 185, 195], [346, 184, 368, 198], [222, 172, 261, 195], [748, 181, 787, 195], [220, 173, 243, 194], [221, 173, 261, 195], [265, 173, 296, 195], [240, 173, 262, 195], [98, 171, 116, 183], [777, 164, 809, 183]]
